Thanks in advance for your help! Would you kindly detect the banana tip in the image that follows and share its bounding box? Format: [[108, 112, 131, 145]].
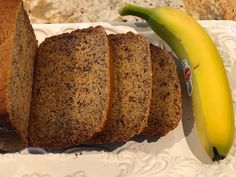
[[212, 147, 225, 161]]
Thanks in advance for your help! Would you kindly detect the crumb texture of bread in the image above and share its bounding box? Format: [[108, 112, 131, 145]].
[[88, 32, 152, 144], [29, 26, 111, 148], [0, 0, 37, 147], [142, 44, 182, 137]]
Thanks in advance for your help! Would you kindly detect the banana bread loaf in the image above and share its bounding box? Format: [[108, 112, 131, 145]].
[[0, 0, 37, 149]]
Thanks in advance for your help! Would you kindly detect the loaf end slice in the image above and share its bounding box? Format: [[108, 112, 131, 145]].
[[142, 44, 182, 137], [0, 0, 37, 147]]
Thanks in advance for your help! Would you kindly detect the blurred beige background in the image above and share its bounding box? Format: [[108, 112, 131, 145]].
[[23, 0, 236, 23]]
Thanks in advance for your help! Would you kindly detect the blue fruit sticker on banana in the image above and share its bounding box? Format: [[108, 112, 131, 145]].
[[182, 60, 192, 96]]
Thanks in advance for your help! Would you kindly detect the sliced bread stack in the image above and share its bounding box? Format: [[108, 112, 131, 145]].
[[29, 27, 182, 147], [29, 29, 154, 147]]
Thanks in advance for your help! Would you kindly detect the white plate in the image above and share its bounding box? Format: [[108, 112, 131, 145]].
[[1, 21, 236, 177]]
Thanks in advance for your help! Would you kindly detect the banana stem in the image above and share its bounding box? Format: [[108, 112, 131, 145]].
[[119, 3, 151, 20]]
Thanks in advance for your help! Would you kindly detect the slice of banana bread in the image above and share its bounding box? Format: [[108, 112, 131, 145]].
[[0, 0, 37, 148], [142, 44, 182, 137], [88, 32, 152, 144], [29, 26, 112, 148]]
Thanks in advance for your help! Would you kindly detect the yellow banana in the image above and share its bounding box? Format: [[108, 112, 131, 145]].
[[119, 3, 234, 161]]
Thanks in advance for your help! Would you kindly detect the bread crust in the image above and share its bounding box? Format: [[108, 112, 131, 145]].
[[0, 0, 37, 148], [0, 0, 21, 113]]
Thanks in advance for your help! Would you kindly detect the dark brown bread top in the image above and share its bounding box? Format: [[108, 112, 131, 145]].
[[0, 0, 37, 148], [142, 44, 182, 137], [88, 32, 152, 144], [29, 26, 112, 148]]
